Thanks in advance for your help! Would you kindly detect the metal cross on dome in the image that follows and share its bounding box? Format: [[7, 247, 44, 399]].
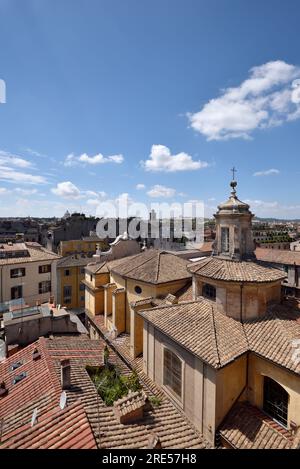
[[231, 166, 237, 181]]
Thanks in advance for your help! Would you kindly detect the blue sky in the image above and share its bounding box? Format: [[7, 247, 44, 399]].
[[0, 0, 300, 218]]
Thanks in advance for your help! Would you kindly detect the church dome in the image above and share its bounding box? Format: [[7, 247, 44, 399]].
[[217, 180, 252, 215]]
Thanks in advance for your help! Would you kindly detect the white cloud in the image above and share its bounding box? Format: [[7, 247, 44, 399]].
[[0, 150, 32, 168], [0, 187, 8, 194], [23, 147, 47, 158], [64, 152, 124, 167], [188, 60, 300, 140], [84, 190, 107, 198], [15, 187, 38, 195], [245, 199, 279, 210], [147, 184, 176, 198], [0, 166, 46, 184], [253, 169, 280, 177], [136, 183, 146, 190], [142, 145, 209, 172], [51, 181, 82, 199], [0, 150, 48, 185]]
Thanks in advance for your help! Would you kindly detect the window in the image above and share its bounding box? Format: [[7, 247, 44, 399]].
[[39, 281, 51, 294], [10, 268, 26, 278], [63, 285, 72, 304], [263, 377, 288, 427], [13, 371, 27, 385], [10, 361, 23, 371], [202, 283, 216, 300], [80, 267, 85, 274], [221, 227, 230, 253], [80, 296, 85, 302], [134, 285, 142, 294], [11, 285, 23, 300], [90, 274, 93, 282], [39, 264, 51, 274], [79, 284, 85, 291], [64, 269, 70, 276], [163, 348, 182, 399]]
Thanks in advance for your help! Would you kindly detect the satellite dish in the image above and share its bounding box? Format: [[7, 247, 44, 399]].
[[31, 408, 38, 427], [59, 391, 67, 410]]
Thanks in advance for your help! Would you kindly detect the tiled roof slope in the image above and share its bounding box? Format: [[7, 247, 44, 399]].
[[219, 402, 295, 449], [140, 300, 300, 373], [0, 400, 96, 449], [139, 299, 248, 368], [0, 243, 61, 266], [57, 255, 92, 268], [108, 249, 191, 284], [44, 337, 207, 449], [188, 256, 286, 283], [244, 304, 300, 374], [85, 260, 109, 274], [255, 247, 300, 266], [0, 337, 96, 449]]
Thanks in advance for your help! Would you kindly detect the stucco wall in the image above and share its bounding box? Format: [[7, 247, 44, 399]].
[[195, 276, 282, 320], [215, 354, 247, 428], [0, 259, 57, 306], [143, 321, 217, 444], [247, 354, 300, 429]]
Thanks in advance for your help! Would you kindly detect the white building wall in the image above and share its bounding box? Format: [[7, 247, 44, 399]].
[[0, 259, 58, 306]]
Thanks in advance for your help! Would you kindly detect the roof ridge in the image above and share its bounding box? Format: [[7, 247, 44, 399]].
[[113, 250, 158, 276], [210, 304, 221, 367], [156, 251, 162, 283]]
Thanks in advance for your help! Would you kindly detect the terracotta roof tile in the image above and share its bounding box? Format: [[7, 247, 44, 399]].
[[219, 402, 294, 449], [140, 299, 300, 373], [0, 244, 60, 266], [139, 299, 248, 368], [0, 400, 96, 449], [108, 249, 191, 284], [255, 248, 300, 266], [188, 256, 286, 283]]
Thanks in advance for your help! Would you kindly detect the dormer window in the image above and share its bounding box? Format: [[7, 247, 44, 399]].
[[221, 227, 229, 253]]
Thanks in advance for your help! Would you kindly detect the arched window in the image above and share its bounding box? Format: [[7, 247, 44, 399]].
[[221, 227, 229, 253], [263, 377, 288, 427], [163, 348, 182, 399], [202, 283, 216, 301]]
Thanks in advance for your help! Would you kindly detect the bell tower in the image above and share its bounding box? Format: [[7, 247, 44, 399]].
[[213, 169, 255, 260]]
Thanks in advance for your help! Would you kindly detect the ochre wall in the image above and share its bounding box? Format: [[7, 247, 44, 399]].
[[196, 276, 282, 320], [247, 354, 300, 429], [143, 321, 217, 445], [215, 354, 247, 428]]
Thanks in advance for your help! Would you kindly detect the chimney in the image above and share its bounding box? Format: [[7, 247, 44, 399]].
[[0, 381, 8, 398], [113, 391, 146, 424], [60, 359, 71, 390], [147, 434, 162, 449], [165, 294, 178, 305]]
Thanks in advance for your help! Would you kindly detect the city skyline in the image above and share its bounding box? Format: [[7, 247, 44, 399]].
[[0, 0, 300, 219]]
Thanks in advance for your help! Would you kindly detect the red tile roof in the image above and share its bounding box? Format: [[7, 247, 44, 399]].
[[255, 247, 300, 266], [188, 256, 286, 283], [0, 337, 98, 449], [219, 402, 295, 449], [0, 400, 96, 449]]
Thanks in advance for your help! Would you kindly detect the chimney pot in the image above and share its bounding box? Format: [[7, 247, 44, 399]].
[[60, 359, 71, 390]]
